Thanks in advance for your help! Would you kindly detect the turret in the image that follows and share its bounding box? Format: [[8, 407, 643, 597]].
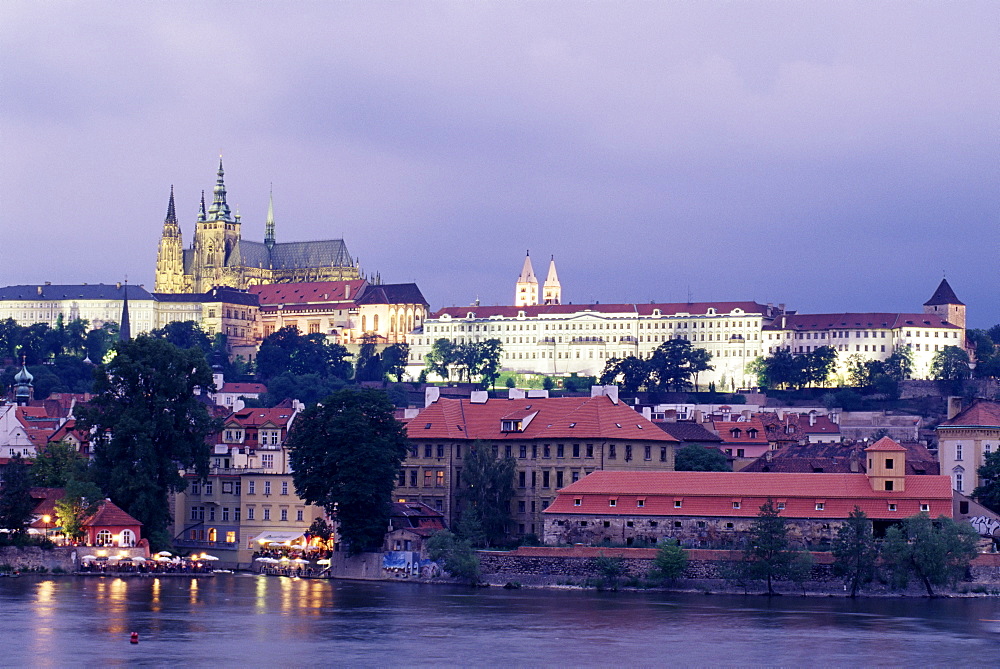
[[866, 437, 907, 492], [924, 278, 966, 330], [515, 251, 539, 307], [13, 360, 33, 406]]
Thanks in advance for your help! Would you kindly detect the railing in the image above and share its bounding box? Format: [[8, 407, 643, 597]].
[[173, 539, 239, 550]]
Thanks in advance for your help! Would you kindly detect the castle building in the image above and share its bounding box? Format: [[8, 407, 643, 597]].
[[154, 160, 361, 294]]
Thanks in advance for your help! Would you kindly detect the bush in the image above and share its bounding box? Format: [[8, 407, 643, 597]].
[[650, 540, 688, 581]]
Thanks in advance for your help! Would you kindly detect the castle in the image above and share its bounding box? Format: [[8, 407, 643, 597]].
[[155, 160, 361, 293]]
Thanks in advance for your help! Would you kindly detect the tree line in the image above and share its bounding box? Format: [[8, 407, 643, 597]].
[[597, 339, 713, 393]]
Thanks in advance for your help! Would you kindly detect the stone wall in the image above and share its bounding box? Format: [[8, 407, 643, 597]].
[[0, 546, 74, 572]]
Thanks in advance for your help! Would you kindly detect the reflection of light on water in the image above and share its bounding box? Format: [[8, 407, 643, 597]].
[[94, 578, 129, 636], [280, 576, 292, 614], [256, 576, 268, 614], [190, 578, 199, 604], [151, 578, 161, 612], [29, 580, 56, 658]]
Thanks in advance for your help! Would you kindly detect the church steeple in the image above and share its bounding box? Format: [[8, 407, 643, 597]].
[[924, 278, 966, 330], [264, 186, 276, 250], [198, 190, 207, 222], [542, 255, 561, 305], [515, 251, 539, 307], [119, 283, 131, 342], [154, 186, 184, 292], [208, 157, 232, 221], [165, 185, 177, 227]]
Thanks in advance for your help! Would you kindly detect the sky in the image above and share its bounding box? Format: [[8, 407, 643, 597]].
[[2, 2, 998, 326]]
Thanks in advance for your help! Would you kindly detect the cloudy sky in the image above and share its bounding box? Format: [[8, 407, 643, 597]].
[[2, 2, 997, 325]]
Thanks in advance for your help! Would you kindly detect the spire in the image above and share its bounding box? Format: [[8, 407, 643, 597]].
[[515, 251, 539, 307], [198, 190, 207, 222], [924, 278, 964, 306], [517, 250, 537, 283], [207, 157, 232, 221], [13, 357, 33, 406], [119, 283, 131, 342], [264, 185, 275, 250], [542, 255, 561, 305], [165, 185, 177, 225]]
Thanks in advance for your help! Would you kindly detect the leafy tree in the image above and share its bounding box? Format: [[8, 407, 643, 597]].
[[149, 320, 213, 355], [882, 513, 979, 596], [256, 326, 353, 383], [651, 539, 688, 581], [931, 346, 972, 394], [262, 371, 347, 407], [562, 373, 596, 392], [674, 444, 729, 472], [286, 388, 408, 554], [427, 529, 481, 584], [424, 338, 458, 381], [831, 507, 878, 597], [742, 498, 794, 595], [787, 549, 815, 595], [77, 336, 218, 549], [542, 376, 556, 391], [354, 334, 384, 383], [458, 442, 517, 547], [593, 553, 626, 589], [85, 322, 119, 363], [455, 505, 488, 548], [973, 450, 1000, 514], [0, 455, 36, 536], [381, 343, 410, 383], [31, 440, 89, 487], [649, 340, 710, 391], [801, 346, 837, 387], [473, 339, 503, 389], [600, 355, 650, 393], [306, 517, 334, 547], [54, 479, 104, 544]]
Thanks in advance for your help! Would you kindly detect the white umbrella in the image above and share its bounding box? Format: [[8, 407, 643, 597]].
[[130, 556, 146, 562], [291, 558, 309, 564], [154, 555, 172, 562], [156, 550, 173, 557], [316, 558, 331, 565], [200, 554, 220, 561]]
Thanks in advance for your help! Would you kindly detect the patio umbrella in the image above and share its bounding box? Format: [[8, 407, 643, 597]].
[[200, 554, 220, 561], [316, 558, 331, 565], [79, 555, 97, 562], [156, 550, 173, 557], [131, 556, 146, 562], [154, 555, 172, 562], [291, 558, 310, 565]]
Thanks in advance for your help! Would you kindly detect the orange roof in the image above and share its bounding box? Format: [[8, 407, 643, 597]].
[[939, 400, 1000, 429], [219, 382, 267, 394], [225, 407, 295, 429], [546, 470, 953, 520], [407, 396, 676, 442], [866, 436, 907, 452], [711, 418, 768, 444], [84, 500, 142, 528], [433, 301, 771, 320]]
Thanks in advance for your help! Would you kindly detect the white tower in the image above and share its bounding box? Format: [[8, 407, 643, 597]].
[[542, 256, 561, 305], [515, 251, 539, 307]]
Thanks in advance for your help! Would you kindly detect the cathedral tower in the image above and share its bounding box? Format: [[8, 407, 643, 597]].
[[154, 187, 186, 292], [924, 278, 965, 330], [515, 251, 539, 307], [542, 256, 561, 305], [192, 159, 243, 292]]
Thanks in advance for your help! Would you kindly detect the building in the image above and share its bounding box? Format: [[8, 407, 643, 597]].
[[761, 279, 967, 381], [543, 438, 954, 547], [398, 386, 679, 539], [154, 160, 361, 294], [936, 399, 1000, 494], [83, 500, 143, 548], [385, 502, 446, 554], [741, 440, 938, 476]]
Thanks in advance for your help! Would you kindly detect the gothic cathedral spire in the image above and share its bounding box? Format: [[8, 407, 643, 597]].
[[154, 186, 185, 292], [265, 185, 276, 250]]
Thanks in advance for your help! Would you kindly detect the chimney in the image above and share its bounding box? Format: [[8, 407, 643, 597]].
[[403, 408, 420, 419], [116, 282, 122, 289], [692, 409, 703, 423], [470, 391, 488, 404], [642, 407, 652, 421], [508, 388, 526, 400], [37, 286, 43, 295], [425, 386, 441, 407], [345, 284, 351, 300], [526, 389, 549, 399], [809, 413, 816, 427], [947, 397, 963, 420]]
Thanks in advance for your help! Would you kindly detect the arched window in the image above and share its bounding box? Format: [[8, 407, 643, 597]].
[[96, 529, 113, 546], [361, 315, 367, 332], [207, 528, 217, 543], [373, 315, 379, 331], [120, 529, 136, 547]]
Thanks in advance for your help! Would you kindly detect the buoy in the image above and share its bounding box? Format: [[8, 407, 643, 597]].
[[130, 632, 139, 644]]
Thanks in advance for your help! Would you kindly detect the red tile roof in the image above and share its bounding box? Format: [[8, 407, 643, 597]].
[[939, 400, 1000, 428], [250, 280, 367, 306], [84, 500, 142, 528], [432, 301, 771, 320], [866, 436, 907, 452], [219, 382, 267, 394], [799, 415, 841, 436], [545, 470, 953, 520], [763, 313, 961, 331], [225, 407, 296, 429], [407, 396, 676, 442], [711, 418, 768, 445]]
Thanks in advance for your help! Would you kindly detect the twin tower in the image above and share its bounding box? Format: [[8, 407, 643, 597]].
[[515, 252, 561, 307]]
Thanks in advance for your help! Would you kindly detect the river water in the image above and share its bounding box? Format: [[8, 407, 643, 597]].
[[2, 574, 999, 666]]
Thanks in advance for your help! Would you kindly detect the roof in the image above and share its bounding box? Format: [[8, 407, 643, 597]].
[[0, 284, 151, 301], [354, 283, 428, 307], [800, 415, 841, 436], [250, 280, 367, 305], [219, 382, 267, 395], [741, 440, 938, 476], [407, 395, 676, 442], [84, 500, 142, 528], [938, 400, 1000, 429], [545, 470, 953, 520], [711, 418, 768, 445], [924, 278, 964, 306], [866, 436, 907, 452], [763, 312, 961, 331], [226, 406, 295, 429], [431, 301, 772, 320], [655, 421, 724, 443]]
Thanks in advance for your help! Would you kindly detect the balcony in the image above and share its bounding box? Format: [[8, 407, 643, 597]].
[[173, 538, 239, 550]]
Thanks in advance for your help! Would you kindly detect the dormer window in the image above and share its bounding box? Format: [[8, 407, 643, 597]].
[[501, 420, 522, 433], [747, 428, 757, 438], [730, 428, 741, 438]]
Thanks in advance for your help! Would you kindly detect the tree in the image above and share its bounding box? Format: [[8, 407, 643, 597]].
[[593, 553, 626, 589], [0, 455, 36, 536], [262, 371, 347, 407], [458, 442, 517, 547], [54, 479, 104, 544], [31, 441, 89, 488], [256, 326, 353, 383], [674, 445, 729, 472], [973, 450, 1000, 514], [426, 529, 481, 584], [77, 336, 218, 549], [354, 334, 384, 383], [286, 388, 408, 554], [149, 320, 213, 355], [831, 507, 878, 597], [801, 346, 837, 387], [381, 343, 410, 383], [306, 517, 334, 548], [931, 346, 972, 394], [651, 539, 688, 582], [424, 338, 458, 381], [743, 498, 794, 595], [882, 513, 979, 596]]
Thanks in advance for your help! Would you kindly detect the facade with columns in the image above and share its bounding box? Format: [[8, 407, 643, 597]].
[[154, 160, 361, 294]]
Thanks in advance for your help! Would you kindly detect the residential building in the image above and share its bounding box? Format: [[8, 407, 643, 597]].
[[937, 399, 1000, 493], [154, 160, 361, 294], [544, 438, 953, 547], [398, 386, 679, 539]]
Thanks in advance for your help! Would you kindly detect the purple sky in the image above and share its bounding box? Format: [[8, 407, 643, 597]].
[[2, 2, 997, 326]]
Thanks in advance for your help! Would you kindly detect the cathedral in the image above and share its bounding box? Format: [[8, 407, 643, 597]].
[[155, 160, 361, 293]]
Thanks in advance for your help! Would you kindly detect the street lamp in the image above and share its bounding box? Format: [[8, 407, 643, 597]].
[[42, 515, 51, 539]]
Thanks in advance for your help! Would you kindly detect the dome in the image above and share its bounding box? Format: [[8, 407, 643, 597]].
[[14, 364, 33, 384]]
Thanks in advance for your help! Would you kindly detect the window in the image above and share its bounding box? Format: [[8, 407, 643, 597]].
[[732, 501, 741, 509], [556, 471, 564, 488], [956, 444, 963, 461], [557, 444, 564, 458], [409, 470, 417, 487], [519, 445, 527, 459], [263, 508, 270, 521], [542, 471, 550, 488], [247, 507, 255, 520], [262, 454, 274, 468], [543, 444, 551, 458], [956, 473, 964, 491], [297, 510, 304, 522], [436, 470, 445, 487], [888, 503, 897, 512], [624, 445, 632, 461], [424, 445, 433, 458], [209, 507, 216, 521], [777, 502, 785, 510], [437, 444, 445, 458], [660, 447, 667, 462], [190, 483, 200, 495], [637, 499, 645, 508], [222, 507, 230, 521], [234, 508, 240, 522], [518, 471, 526, 488], [815, 502, 825, 511], [885, 458, 894, 470], [674, 500, 682, 508], [248, 481, 255, 495], [586, 444, 594, 458], [205, 482, 213, 495], [573, 444, 580, 458], [280, 509, 288, 521], [608, 445, 616, 460], [281, 481, 288, 495], [920, 503, 930, 512], [572, 471, 580, 483], [424, 470, 433, 487], [609, 499, 617, 507], [222, 481, 233, 494], [264, 481, 271, 495], [573, 498, 582, 507], [885, 481, 894, 491]]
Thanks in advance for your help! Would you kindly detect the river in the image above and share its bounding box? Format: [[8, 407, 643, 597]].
[[1, 574, 998, 666]]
